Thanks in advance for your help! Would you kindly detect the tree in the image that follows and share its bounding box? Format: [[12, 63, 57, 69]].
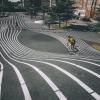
[[96, 4, 100, 12], [29, 4, 40, 19], [40, 5, 49, 20], [90, 0, 98, 18], [0, 1, 14, 16], [48, 0, 75, 27], [93, 0, 98, 17], [61, 0, 76, 25], [24, 0, 41, 19]]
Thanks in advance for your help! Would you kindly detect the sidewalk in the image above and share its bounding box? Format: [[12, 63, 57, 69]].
[[18, 13, 100, 59]]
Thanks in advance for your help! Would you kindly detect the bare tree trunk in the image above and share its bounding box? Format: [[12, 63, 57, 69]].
[[48, 23, 50, 29], [35, 15, 37, 19], [66, 20, 68, 26], [43, 12, 45, 20], [85, 0, 88, 9], [90, 0, 95, 17], [58, 16, 61, 28], [81, 0, 84, 8], [92, 0, 97, 18]]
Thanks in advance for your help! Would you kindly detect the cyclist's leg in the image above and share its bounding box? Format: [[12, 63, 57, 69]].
[[70, 42, 72, 49], [71, 43, 75, 51]]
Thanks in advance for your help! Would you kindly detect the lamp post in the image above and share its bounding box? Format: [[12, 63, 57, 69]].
[[1, 0, 4, 15], [21, 0, 24, 7], [50, 0, 52, 7], [49, 0, 56, 7], [22, 0, 24, 7]]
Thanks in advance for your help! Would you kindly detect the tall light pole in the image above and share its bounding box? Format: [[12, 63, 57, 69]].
[[1, 0, 4, 14], [50, 0, 52, 7], [22, 0, 24, 7], [2, 0, 3, 6], [21, 0, 24, 7], [49, 0, 56, 7]]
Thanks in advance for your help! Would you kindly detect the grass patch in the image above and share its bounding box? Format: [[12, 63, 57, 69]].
[[85, 40, 100, 51], [92, 43, 100, 51], [51, 22, 71, 29], [97, 32, 100, 35]]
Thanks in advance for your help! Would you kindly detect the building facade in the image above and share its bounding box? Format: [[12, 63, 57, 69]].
[[24, 0, 56, 7], [0, 0, 8, 5], [23, 0, 100, 17], [74, 0, 100, 17]]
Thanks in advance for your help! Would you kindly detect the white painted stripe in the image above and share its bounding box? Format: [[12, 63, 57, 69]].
[[91, 92, 100, 100], [0, 51, 67, 100], [31, 60, 100, 100], [1, 35, 99, 99], [56, 91, 67, 100], [1, 22, 32, 58], [26, 64, 67, 100], [61, 58, 100, 67], [0, 62, 3, 100], [79, 57, 100, 62], [44, 59, 100, 78], [0, 53, 32, 100], [0, 14, 100, 99]]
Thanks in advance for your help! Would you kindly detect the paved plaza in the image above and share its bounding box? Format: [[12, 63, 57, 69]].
[[0, 13, 100, 100]]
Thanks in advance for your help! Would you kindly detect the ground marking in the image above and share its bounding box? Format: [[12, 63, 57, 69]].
[[0, 53, 32, 100], [0, 51, 67, 100], [0, 62, 3, 100], [43, 59, 100, 78], [30, 60, 100, 100], [61, 58, 100, 67], [1, 39, 100, 99]]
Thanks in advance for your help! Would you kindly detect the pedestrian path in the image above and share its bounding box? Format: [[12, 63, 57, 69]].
[[18, 13, 100, 59], [0, 13, 100, 100], [1, 13, 100, 59]]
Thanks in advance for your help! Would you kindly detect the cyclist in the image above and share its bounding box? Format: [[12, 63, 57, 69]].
[[67, 35, 76, 50]]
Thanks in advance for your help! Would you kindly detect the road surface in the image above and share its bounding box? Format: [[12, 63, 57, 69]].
[[0, 13, 100, 100]]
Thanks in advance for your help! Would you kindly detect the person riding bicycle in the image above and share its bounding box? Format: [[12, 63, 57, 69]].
[[67, 35, 76, 50]]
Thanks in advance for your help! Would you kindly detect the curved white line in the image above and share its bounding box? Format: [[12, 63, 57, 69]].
[[1, 26, 100, 100], [6, 16, 100, 60], [0, 62, 3, 100], [30, 60, 100, 100], [0, 51, 67, 100], [0, 14, 100, 99], [44, 59, 100, 78], [79, 57, 100, 62], [0, 53, 32, 100], [60, 58, 100, 67], [2, 36, 100, 100], [1, 17, 34, 58]]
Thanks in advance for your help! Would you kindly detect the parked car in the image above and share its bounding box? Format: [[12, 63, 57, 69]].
[[80, 17, 91, 22], [45, 20, 59, 25]]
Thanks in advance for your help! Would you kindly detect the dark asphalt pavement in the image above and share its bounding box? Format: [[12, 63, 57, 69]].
[[18, 30, 68, 54], [0, 13, 100, 100], [0, 48, 98, 100], [0, 55, 25, 100]]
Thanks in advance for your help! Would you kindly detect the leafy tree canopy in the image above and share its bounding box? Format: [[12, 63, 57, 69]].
[[49, 0, 76, 21]]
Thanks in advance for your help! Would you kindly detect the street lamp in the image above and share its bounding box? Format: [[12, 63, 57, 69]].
[[21, 0, 24, 7], [50, 0, 52, 7], [49, 0, 56, 7]]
